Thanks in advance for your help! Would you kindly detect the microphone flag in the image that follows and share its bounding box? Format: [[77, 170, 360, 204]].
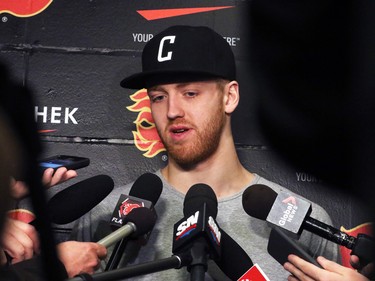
[[266, 191, 312, 237]]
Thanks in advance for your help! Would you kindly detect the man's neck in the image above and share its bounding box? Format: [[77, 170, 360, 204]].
[[161, 141, 254, 199]]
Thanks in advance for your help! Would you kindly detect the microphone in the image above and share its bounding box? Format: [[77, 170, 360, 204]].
[[268, 227, 323, 268], [173, 183, 221, 281], [213, 226, 270, 281], [97, 207, 157, 247], [174, 185, 268, 281], [5, 175, 114, 265], [35, 174, 114, 225], [106, 172, 163, 270], [109, 172, 162, 229], [68, 252, 193, 281], [242, 184, 375, 264], [215, 229, 254, 281]]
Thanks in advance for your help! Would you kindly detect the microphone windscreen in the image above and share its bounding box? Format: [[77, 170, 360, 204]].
[[124, 207, 157, 236], [129, 173, 163, 205], [183, 183, 218, 218], [47, 174, 114, 224], [216, 229, 254, 280], [242, 184, 277, 220]]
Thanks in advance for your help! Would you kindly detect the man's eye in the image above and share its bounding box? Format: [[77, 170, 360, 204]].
[[185, 91, 197, 97], [150, 95, 165, 102]]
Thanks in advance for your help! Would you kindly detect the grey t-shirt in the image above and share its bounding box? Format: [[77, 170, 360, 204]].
[[72, 171, 339, 280]]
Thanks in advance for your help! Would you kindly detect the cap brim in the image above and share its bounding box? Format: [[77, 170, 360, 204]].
[[120, 70, 227, 89]]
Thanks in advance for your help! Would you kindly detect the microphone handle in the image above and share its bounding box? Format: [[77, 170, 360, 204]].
[[305, 217, 375, 264], [189, 238, 208, 281], [190, 265, 206, 281], [97, 223, 136, 248], [303, 217, 357, 249], [104, 238, 128, 271], [69, 253, 192, 281]]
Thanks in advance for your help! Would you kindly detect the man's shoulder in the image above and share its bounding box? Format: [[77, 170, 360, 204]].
[[254, 175, 286, 193]]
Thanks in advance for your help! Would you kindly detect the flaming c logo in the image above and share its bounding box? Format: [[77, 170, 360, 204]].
[[127, 89, 166, 158], [0, 0, 52, 18]]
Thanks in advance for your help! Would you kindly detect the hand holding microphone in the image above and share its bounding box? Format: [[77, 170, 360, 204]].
[[45, 174, 114, 278], [242, 184, 375, 266], [66, 182, 265, 281], [47, 174, 114, 278], [2, 175, 114, 265], [57, 241, 107, 278], [97, 207, 157, 248]]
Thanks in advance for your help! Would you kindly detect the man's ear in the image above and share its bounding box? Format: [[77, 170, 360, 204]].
[[224, 81, 240, 114]]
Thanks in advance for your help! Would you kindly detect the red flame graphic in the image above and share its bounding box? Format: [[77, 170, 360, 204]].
[[120, 202, 141, 216], [0, 0, 53, 17], [127, 89, 165, 158]]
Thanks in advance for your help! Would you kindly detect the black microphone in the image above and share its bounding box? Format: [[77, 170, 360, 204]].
[[4, 175, 114, 265], [105, 173, 163, 270], [35, 174, 114, 225], [68, 252, 193, 281], [173, 183, 221, 281], [215, 229, 254, 281], [242, 184, 375, 264], [109, 173, 162, 229], [97, 207, 157, 247]]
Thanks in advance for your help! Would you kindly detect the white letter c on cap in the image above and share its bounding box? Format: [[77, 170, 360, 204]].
[[158, 36, 176, 62]]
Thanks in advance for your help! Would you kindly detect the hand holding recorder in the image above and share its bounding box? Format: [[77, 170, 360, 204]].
[[39, 155, 89, 188], [284, 254, 370, 281], [9, 154, 88, 199]]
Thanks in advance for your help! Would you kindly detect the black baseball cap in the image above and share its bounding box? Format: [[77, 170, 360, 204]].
[[120, 25, 236, 89]]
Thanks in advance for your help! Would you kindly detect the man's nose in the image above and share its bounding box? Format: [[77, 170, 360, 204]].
[[167, 95, 184, 119]]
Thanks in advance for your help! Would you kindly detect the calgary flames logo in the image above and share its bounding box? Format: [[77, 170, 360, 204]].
[[0, 0, 53, 18], [127, 89, 165, 158], [119, 200, 143, 217]]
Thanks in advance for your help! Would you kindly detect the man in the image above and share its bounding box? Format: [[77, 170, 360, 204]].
[[73, 25, 338, 280]]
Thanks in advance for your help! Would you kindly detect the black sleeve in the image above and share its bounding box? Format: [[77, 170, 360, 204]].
[[0, 256, 68, 281]]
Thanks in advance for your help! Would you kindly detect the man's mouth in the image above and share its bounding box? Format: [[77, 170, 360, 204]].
[[169, 125, 190, 135], [172, 128, 188, 134]]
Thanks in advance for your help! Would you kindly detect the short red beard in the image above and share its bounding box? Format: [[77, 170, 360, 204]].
[[157, 102, 226, 169]]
